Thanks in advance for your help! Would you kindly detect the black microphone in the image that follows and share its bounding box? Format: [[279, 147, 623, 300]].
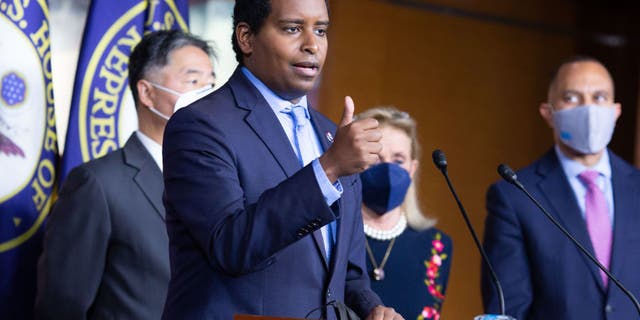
[[497, 164, 520, 187], [432, 149, 507, 316], [432, 149, 448, 170], [497, 163, 640, 316]]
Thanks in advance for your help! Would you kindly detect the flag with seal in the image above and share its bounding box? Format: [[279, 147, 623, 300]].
[[0, 0, 59, 318], [60, 0, 188, 183]]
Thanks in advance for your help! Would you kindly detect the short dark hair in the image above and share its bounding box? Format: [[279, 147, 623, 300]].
[[231, 0, 272, 65], [128, 30, 213, 107], [548, 55, 611, 91]]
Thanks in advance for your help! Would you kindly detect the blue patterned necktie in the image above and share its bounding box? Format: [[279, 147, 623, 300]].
[[282, 105, 336, 262]]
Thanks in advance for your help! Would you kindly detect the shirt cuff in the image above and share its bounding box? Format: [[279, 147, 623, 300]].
[[312, 159, 343, 205]]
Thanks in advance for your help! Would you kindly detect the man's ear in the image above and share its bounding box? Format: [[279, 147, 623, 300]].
[[539, 102, 554, 128], [137, 80, 154, 109], [236, 22, 253, 56], [614, 102, 622, 120]]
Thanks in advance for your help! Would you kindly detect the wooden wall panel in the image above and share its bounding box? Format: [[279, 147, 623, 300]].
[[318, 1, 576, 318]]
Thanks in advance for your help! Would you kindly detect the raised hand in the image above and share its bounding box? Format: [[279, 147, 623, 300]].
[[320, 96, 382, 183]]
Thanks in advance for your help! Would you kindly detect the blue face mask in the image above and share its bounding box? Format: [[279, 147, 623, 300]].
[[360, 163, 412, 215]]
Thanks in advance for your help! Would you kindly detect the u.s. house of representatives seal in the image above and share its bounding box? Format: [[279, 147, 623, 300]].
[[0, 0, 58, 252]]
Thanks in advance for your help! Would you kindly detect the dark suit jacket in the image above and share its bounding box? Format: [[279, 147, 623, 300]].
[[35, 134, 169, 319], [161, 67, 382, 320], [482, 149, 640, 319]]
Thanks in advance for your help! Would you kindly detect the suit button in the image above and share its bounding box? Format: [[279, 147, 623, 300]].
[[326, 290, 332, 299], [605, 304, 613, 313]]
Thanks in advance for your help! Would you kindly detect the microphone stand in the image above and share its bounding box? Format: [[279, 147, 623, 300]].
[[432, 150, 507, 317], [498, 163, 640, 317]]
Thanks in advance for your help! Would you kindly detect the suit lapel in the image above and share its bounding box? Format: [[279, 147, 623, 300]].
[[609, 153, 639, 281], [123, 134, 165, 220], [230, 68, 300, 178], [536, 151, 605, 292], [244, 109, 301, 177], [311, 110, 334, 153]]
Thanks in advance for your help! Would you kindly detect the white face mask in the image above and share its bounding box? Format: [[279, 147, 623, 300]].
[[147, 82, 215, 121], [552, 104, 617, 154]]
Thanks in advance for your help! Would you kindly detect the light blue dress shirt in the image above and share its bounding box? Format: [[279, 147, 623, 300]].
[[555, 145, 614, 224]]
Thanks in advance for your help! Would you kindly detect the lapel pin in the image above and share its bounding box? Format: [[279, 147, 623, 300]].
[[325, 131, 334, 143]]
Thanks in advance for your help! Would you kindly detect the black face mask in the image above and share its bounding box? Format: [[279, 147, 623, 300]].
[[360, 163, 412, 215]]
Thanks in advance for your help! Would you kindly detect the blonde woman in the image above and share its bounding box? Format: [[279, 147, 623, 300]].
[[356, 107, 452, 320]]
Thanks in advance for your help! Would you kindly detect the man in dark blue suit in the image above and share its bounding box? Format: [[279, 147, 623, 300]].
[[482, 56, 640, 319], [161, 0, 402, 319]]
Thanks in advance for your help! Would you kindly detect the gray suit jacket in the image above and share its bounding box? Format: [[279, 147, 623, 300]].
[[35, 134, 169, 320]]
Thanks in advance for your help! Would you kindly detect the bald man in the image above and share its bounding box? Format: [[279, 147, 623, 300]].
[[482, 56, 640, 319]]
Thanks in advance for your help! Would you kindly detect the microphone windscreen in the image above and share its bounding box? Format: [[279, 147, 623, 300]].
[[432, 149, 447, 170], [497, 163, 518, 184]]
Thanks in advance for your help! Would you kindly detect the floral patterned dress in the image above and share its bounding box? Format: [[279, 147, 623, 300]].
[[366, 227, 452, 320]]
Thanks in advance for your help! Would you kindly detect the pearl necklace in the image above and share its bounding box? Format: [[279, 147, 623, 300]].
[[363, 215, 407, 240]]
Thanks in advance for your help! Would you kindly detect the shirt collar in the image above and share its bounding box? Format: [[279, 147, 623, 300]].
[[241, 66, 308, 113], [135, 131, 163, 171], [554, 144, 611, 179]]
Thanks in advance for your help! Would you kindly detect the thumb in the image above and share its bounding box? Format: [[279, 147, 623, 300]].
[[339, 96, 355, 127]]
